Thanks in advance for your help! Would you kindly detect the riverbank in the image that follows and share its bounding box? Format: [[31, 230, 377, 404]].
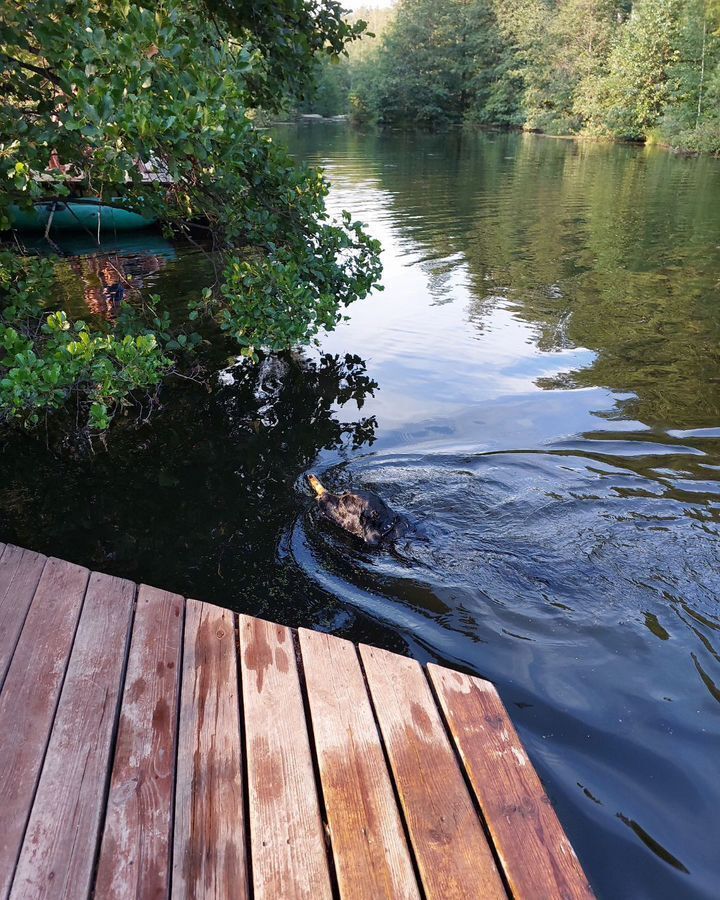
[[285, 112, 720, 159]]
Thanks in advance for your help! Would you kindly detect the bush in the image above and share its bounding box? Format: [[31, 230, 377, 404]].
[[0, 0, 381, 433]]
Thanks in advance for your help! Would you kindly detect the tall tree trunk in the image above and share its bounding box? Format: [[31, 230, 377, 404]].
[[696, 1, 707, 130]]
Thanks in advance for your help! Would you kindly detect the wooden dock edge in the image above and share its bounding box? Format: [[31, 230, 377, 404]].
[[0, 543, 593, 899]]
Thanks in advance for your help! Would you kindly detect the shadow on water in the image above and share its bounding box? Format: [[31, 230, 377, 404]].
[[0, 349, 410, 648], [2, 126, 720, 898]]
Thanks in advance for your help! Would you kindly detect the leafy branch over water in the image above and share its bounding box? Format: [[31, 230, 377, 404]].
[[0, 0, 382, 432]]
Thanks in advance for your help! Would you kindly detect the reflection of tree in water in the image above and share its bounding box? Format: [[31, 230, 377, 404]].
[[467, 141, 720, 428], [221, 352, 377, 451], [299, 125, 720, 427], [0, 351, 378, 616], [67, 252, 169, 318], [464, 141, 720, 427]]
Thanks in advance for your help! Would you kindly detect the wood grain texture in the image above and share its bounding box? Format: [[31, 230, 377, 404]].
[[11, 572, 136, 900], [173, 600, 248, 900], [0, 544, 47, 693], [360, 645, 507, 900], [0, 543, 594, 900], [94, 584, 184, 900], [0, 557, 89, 900], [299, 628, 420, 900], [428, 664, 594, 900], [240, 615, 331, 900]]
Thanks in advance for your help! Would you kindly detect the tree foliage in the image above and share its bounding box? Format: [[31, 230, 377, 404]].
[[318, 0, 720, 154], [339, 0, 520, 129], [298, 6, 395, 118], [0, 0, 382, 431]]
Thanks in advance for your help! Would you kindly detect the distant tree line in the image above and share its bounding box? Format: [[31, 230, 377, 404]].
[[304, 0, 720, 154], [297, 7, 395, 118]]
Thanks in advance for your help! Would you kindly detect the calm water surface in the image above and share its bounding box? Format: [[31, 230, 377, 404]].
[[2, 126, 720, 899]]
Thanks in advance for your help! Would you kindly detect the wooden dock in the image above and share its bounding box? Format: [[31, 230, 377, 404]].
[[0, 543, 593, 899]]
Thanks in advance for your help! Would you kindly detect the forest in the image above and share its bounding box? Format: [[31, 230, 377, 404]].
[[305, 0, 720, 155]]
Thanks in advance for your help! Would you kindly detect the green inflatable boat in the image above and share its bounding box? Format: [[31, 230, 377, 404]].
[[9, 198, 157, 233]]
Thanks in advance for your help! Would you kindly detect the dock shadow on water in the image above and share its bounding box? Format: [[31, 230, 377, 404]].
[[2, 127, 720, 899]]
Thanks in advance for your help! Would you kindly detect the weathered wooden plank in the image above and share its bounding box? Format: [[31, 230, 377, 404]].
[[172, 600, 248, 900], [0, 544, 48, 693], [11, 572, 136, 900], [240, 615, 331, 900], [299, 628, 420, 900], [94, 584, 184, 900], [0, 557, 90, 900], [0, 541, 595, 899], [428, 664, 594, 900], [360, 645, 507, 900]]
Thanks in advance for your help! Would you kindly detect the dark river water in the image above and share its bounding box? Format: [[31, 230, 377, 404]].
[[2, 125, 720, 898]]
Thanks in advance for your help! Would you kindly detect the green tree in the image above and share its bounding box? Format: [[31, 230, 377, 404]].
[[299, 55, 352, 117], [463, 0, 524, 126], [492, 0, 622, 134], [356, 0, 519, 129], [660, 0, 720, 151], [583, 0, 684, 138], [363, 0, 466, 128], [0, 0, 382, 431], [341, 0, 720, 154], [578, 0, 720, 149], [299, 6, 395, 119]]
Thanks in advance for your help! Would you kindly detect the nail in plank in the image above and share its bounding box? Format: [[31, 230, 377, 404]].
[[11, 572, 135, 900], [0, 557, 90, 900], [0, 545, 47, 693], [299, 628, 420, 900], [360, 645, 507, 899], [173, 600, 248, 899]]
